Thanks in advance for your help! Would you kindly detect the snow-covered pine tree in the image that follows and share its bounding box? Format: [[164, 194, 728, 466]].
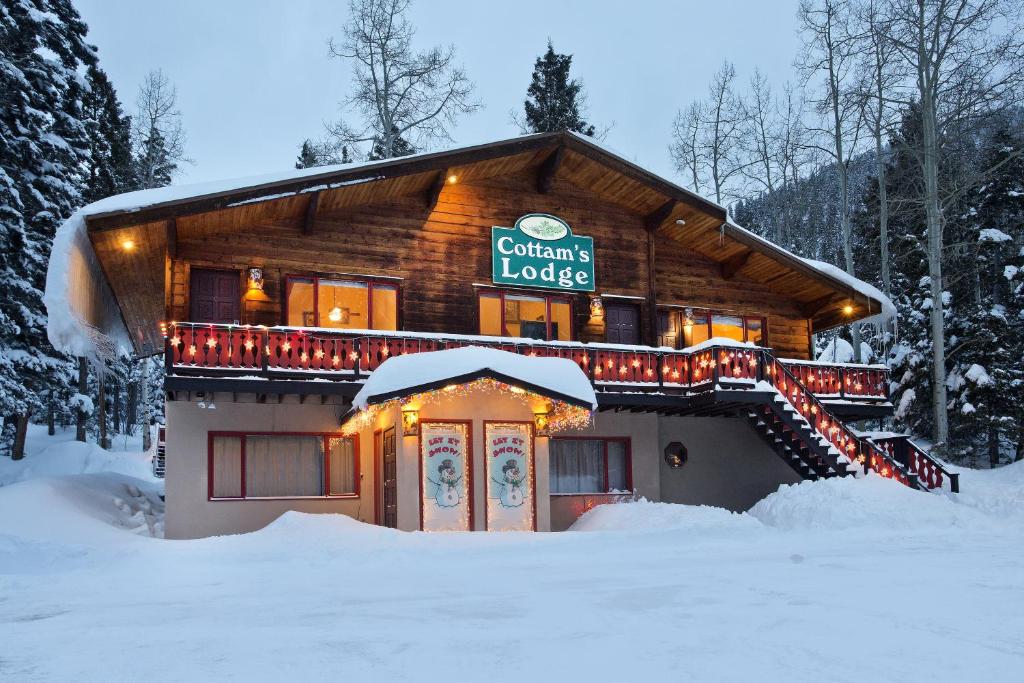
[[367, 126, 414, 161], [0, 0, 95, 458], [521, 41, 596, 136], [295, 139, 352, 168], [83, 63, 137, 202]]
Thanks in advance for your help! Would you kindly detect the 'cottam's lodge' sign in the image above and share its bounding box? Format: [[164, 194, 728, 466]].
[[491, 214, 595, 292]]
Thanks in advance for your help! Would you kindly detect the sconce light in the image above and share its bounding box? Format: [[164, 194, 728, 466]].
[[247, 267, 264, 292], [402, 405, 420, 436], [533, 409, 551, 437], [843, 304, 854, 316], [682, 307, 695, 329], [664, 441, 688, 469], [589, 296, 604, 319]]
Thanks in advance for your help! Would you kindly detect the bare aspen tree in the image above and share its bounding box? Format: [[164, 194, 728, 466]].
[[798, 0, 867, 360], [327, 0, 480, 160], [133, 69, 189, 189], [669, 101, 705, 196], [740, 70, 785, 241], [881, 0, 1024, 448]]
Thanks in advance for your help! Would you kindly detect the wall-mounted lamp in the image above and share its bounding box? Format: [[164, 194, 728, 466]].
[[247, 267, 264, 292], [533, 409, 551, 437], [121, 239, 135, 252], [589, 296, 604, 319], [402, 405, 420, 436], [682, 307, 695, 329], [842, 304, 854, 316]]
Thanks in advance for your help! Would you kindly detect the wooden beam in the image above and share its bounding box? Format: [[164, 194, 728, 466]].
[[646, 227, 659, 345], [424, 169, 447, 209], [536, 146, 564, 194], [799, 294, 838, 318], [720, 249, 752, 279], [302, 192, 320, 236], [166, 217, 178, 259], [644, 199, 677, 232]]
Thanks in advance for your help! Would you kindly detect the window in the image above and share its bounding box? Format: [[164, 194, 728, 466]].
[[208, 433, 359, 499], [549, 438, 630, 494], [478, 290, 572, 341], [285, 275, 398, 330], [658, 308, 766, 349]]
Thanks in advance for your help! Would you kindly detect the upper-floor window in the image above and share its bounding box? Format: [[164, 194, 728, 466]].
[[658, 307, 765, 349], [285, 276, 398, 330], [478, 290, 572, 341]]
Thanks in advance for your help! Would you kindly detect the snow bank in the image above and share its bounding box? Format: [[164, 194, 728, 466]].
[[0, 424, 155, 486], [352, 345, 597, 409], [816, 336, 876, 364], [570, 499, 760, 534], [748, 475, 994, 532]]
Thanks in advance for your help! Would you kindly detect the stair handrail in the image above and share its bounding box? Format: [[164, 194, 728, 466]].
[[760, 348, 915, 487]]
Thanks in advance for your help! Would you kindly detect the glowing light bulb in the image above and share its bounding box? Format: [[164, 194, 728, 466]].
[[328, 307, 342, 322]]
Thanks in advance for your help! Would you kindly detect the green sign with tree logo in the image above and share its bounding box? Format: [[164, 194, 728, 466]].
[[491, 214, 595, 292]]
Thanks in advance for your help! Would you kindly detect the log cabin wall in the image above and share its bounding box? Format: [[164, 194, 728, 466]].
[[168, 168, 812, 359]]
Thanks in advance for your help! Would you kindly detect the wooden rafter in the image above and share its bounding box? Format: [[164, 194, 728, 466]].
[[536, 146, 564, 194], [720, 249, 752, 279], [425, 169, 447, 208], [302, 192, 319, 236], [644, 199, 677, 232], [799, 294, 839, 318]]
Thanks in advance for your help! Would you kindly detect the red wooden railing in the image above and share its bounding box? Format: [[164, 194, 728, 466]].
[[870, 435, 959, 493], [778, 358, 888, 399]]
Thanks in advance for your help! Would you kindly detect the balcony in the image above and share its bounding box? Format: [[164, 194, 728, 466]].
[[164, 323, 890, 413]]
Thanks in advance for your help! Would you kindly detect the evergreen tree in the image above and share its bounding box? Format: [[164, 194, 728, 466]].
[[367, 125, 415, 161], [521, 40, 596, 136], [0, 0, 95, 458], [82, 64, 137, 202], [295, 138, 352, 169]]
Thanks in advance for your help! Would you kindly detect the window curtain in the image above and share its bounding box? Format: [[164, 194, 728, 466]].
[[211, 436, 242, 498], [606, 441, 628, 492], [246, 435, 323, 497], [550, 440, 604, 493], [328, 438, 356, 495]]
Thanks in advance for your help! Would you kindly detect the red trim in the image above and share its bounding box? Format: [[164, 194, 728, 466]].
[[372, 428, 382, 526], [206, 430, 359, 501], [482, 420, 537, 532], [282, 274, 401, 329], [549, 436, 632, 493], [417, 420, 474, 531]]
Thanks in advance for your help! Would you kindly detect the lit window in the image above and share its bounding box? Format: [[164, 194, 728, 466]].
[[286, 276, 398, 330], [711, 313, 744, 342], [659, 308, 767, 349], [477, 291, 572, 341]]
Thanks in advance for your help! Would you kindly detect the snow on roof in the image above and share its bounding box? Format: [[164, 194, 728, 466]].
[[800, 258, 896, 325], [352, 346, 597, 410]]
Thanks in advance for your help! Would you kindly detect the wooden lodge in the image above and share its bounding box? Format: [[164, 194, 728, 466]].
[[48, 131, 957, 539]]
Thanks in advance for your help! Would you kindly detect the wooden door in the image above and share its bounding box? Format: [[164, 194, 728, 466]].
[[605, 302, 640, 345], [380, 427, 398, 529], [190, 269, 240, 323]]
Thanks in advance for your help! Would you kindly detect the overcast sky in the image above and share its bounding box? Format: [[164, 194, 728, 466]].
[[76, 0, 802, 187]]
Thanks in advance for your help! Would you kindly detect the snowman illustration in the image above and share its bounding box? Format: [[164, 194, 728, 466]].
[[429, 459, 462, 507], [493, 459, 525, 508]]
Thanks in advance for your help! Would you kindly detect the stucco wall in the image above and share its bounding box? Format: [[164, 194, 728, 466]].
[[164, 395, 366, 540], [657, 416, 801, 511]]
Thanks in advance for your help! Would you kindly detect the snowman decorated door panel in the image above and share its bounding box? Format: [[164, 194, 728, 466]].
[[420, 421, 471, 531], [484, 422, 535, 531]]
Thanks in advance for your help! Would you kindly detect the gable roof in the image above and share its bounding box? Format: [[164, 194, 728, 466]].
[[46, 130, 893, 359]]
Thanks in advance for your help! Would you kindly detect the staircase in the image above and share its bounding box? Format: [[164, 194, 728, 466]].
[[742, 350, 957, 493]]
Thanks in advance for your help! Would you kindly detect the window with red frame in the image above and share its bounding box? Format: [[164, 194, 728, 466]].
[[658, 308, 766, 349], [285, 276, 398, 330], [549, 438, 631, 494], [209, 433, 358, 499], [478, 290, 573, 341]]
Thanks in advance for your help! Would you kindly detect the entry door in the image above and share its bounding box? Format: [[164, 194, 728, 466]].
[[190, 268, 240, 323], [605, 302, 641, 345], [380, 427, 398, 529]]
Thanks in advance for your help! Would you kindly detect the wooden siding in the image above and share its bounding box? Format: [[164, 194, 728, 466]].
[[168, 169, 812, 359]]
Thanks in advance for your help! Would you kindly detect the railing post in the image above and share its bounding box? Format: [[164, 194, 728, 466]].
[[838, 367, 845, 399], [164, 332, 173, 375], [353, 337, 362, 379], [756, 349, 765, 383], [712, 347, 720, 386], [260, 330, 269, 376], [588, 349, 596, 384], [949, 472, 960, 494], [656, 352, 664, 389]]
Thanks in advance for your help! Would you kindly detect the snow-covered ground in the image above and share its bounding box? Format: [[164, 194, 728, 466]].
[[1, 425, 1022, 681]]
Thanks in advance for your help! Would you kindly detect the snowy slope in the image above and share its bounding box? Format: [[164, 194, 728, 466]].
[[1, 428, 1022, 681]]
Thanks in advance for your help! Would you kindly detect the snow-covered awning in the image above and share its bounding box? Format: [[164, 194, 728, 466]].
[[352, 346, 598, 410]]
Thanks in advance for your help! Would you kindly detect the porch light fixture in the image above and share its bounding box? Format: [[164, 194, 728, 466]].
[[589, 296, 604, 318], [533, 409, 551, 437], [402, 405, 420, 436], [682, 307, 695, 330], [328, 306, 344, 323], [120, 239, 135, 252], [247, 267, 264, 292], [843, 304, 854, 316]]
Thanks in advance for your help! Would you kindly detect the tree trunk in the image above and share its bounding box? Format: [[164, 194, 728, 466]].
[[988, 425, 1001, 468], [98, 374, 110, 449], [875, 134, 890, 298], [921, 93, 949, 448], [141, 358, 152, 452], [75, 357, 88, 442], [112, 379, 121, 435], [11, 414, 29, 461], [127, 381, 138, 436], [47, 390, 55, 436]]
